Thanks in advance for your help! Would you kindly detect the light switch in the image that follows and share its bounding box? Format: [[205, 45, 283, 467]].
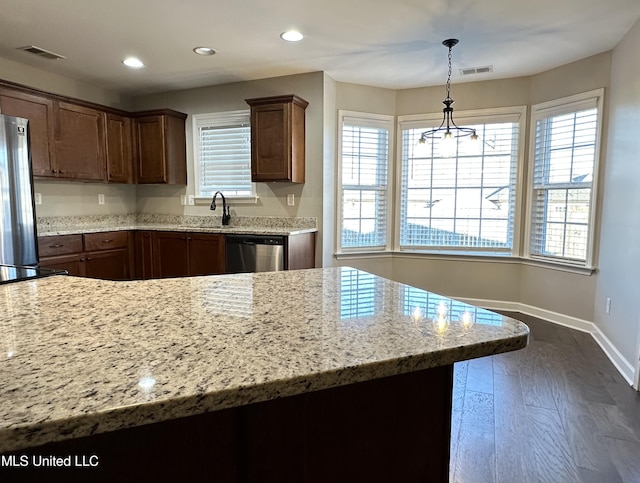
[[287, 194, 295, 206], [98, 194, 105, 205], [35, 193, 42, 205], [188, 195, 195, 206]]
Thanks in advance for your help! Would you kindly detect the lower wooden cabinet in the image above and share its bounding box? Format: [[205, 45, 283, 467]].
[[38, 231, 133, 280], [188, 233, 226, 276], [134, 231, 155, 280], [40, 230, 313, 282], [151, 231, 225, 279], [153, 232, 190, 278]]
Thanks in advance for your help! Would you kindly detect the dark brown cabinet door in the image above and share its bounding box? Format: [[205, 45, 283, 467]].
[[85, 249, 129, 280], [154, 232, 189, 278], [188, 233, 225, 276], [54, 102, 106, 180], [246, 95, 308, 183], [135, 231, 155, 280], [285, 232, 316, 270], [135, 111, 187, 185], [136, 115, 165, 183], [106, 113, 133, 183], [38, 253, 84, 277], [0, 89, 56, 177]]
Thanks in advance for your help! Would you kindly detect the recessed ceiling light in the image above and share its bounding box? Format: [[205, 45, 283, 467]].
[[280, 30, 304, 42], [122, 57, 145, 69], [193, 46, 216, 56]]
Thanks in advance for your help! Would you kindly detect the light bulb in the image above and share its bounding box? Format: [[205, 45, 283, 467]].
[[414, 138, 430, 157], [440, 132, 457, 157]]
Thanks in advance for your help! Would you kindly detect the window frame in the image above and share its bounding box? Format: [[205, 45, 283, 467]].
[[524, 89, 604, 269], [192, 110, 257, 203], [395, 106, 527, 255], [336, 110, 395, 254]]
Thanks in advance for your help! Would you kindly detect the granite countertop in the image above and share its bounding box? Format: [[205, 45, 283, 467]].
[[36, 214, 318, 237], [0, 267, 529, 453], [38, 224, 318, 237]]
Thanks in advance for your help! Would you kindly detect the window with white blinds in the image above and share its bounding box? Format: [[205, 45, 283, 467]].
[[527, 90, 603, 267], [338, 112, 393, 251], [398, 110, 523, 252], [193, 110, 254, 198]]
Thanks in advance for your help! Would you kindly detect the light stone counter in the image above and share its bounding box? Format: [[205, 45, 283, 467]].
[[37, 214, 318, 237], [0, 267, 528, 453], [38, 223, 317, 237]]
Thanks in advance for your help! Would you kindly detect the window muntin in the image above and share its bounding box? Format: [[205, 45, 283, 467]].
[[338, 113, 393, 251], [193, 110, 254, 199], [527, 90, 603, 267], [399, 113, 522, 252]]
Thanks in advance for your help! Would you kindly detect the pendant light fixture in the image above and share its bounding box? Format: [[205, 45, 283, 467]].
[[418, 39, 478, 157]]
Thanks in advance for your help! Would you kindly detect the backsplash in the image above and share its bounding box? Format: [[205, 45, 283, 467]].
[[37, 213, 317, 232]]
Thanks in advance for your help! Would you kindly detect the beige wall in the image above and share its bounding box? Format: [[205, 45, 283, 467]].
[[34, 181, 136, 218], [0, 57, 132, 110], [594, 18, 640, 365], [322, 74, 337, 267]]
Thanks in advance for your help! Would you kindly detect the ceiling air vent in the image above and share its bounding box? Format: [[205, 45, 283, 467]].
[[17, 45, 66, 60], [460, 65, 493, 76]]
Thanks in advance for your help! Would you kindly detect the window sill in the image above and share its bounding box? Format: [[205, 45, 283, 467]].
[[334, 250, 596, 275], [194, 195, 259, 205]]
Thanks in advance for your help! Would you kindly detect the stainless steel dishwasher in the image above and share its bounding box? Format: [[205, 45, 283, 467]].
[[225, 235, 285, 273]]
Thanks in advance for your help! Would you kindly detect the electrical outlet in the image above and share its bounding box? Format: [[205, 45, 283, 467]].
[[287, 194, 295, 206], [188, 195, 195, 206], [180, 195, 187, 206], [98, 194, 105, 205], [605, 297, 611, 315], [34, 193, 42, 205]]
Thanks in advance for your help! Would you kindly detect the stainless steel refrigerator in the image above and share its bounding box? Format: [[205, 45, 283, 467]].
[[0, 113, 38, 267]]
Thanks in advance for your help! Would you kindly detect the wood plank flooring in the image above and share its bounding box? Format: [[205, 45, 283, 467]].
[[450, 312, 640, 483]]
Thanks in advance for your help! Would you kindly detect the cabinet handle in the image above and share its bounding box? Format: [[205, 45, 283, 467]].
[[52, 169, 58, 174], [49, 244, 64, 248], [59, 170, 64, 174], [80, 258, 85, 262], [101, 239, 114, 243]]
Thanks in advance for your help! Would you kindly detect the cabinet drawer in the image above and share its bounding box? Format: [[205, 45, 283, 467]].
[[38, 234, 83, 257], [84, 231, 129, 251]]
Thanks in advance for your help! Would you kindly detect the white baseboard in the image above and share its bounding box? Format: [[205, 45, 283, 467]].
[[456, 297, 636, 387]]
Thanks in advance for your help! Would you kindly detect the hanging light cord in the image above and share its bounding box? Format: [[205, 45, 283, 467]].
[[419, 39, 477, 143]]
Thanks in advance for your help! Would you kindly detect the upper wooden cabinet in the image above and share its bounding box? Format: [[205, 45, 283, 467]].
[[54, 102, 106, 181], [105, 113, 133, 183], [135, 110, 187, 185], [0, 79, 187, 185], [245, 95, 308, 183], [0, 88, 56, 177]]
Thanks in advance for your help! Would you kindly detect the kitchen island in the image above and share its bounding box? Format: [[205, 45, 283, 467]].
[[0, 267, 528, 482]]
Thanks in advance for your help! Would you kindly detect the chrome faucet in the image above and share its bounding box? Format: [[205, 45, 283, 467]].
[[210, 191, 231, 225]]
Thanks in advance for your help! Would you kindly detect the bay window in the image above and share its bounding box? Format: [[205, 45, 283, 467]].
[[398, 108, 525, 253], [337, 111, 393, 251], [525, 89, 604, 268]]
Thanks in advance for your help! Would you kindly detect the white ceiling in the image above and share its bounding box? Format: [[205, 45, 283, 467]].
[[0, 0, 639, 97]]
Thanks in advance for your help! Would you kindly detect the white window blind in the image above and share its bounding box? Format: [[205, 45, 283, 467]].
[[193, 110, 253, 198], [399, 113, 521, 252], [339, 113, 392, 250], [528, 91, 602, 266]]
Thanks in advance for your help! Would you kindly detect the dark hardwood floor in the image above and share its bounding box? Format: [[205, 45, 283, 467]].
[[450, 312, 640, 483]]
